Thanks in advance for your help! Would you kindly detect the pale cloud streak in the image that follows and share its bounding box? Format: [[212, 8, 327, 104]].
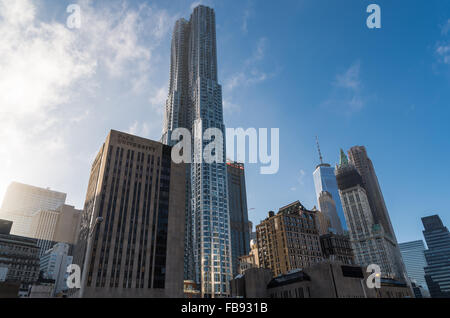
[[434, 19, 450, 65], [321, 61, 365, 115], [224, 37, 274, 93], [0, 0, 174, 204]]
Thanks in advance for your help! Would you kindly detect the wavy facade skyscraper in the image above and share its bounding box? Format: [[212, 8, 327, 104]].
[[162, 5, 232, 297]]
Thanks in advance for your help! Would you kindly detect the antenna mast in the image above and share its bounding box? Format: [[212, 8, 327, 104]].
[[316, 136, 324, 164]]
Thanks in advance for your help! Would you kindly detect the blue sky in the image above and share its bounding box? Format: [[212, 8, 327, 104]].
[[0, 0, 449, 245]]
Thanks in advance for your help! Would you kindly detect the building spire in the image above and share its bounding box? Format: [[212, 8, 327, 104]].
[[316, 136, 323, 165], [339, 148, 349, 166]]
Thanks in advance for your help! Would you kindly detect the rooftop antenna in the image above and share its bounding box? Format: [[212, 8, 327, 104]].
[[316, 136, 324, 165]]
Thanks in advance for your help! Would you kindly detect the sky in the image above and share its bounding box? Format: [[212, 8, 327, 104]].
[[0, 0, 449, 245]]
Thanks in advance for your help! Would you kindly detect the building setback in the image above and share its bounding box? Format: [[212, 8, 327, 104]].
[[161, 5, 232, 297], [422, 215, 450, 298], [0, 182, 66, 237], [71, 130, 185, 298], [29, 204, 82, 257], [336, 151, 403, 279], [347, 146, 406, 279], [227, 161, 250, 277], [256, 201, 323, 277]]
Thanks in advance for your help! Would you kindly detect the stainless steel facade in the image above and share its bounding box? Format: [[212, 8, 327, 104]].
[[162, 5, 232, 297]]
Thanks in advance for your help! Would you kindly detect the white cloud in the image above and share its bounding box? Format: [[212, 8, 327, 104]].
[[242, 9, 251, 34], [441, 19, 450, 35], [436, 44, 450, 65], [334, 61, 361, 90], [225, 37, 272, 92], [223, 99, 241, 114], [0, 0, 174, 204], [434, 19, 450, 66], [321, 61, 365, 114], [127, 121, 151, 137], [297, 169, 306, 185]]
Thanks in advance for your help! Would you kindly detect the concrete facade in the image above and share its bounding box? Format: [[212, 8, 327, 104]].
[[231, 261, 413, 298], [71, 130, 185, 298]]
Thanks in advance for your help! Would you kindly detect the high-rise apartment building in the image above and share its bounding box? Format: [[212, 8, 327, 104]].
[[256, 201, 323, 277], [336, 151, 403, 279], [71, 130, 185, 298], [346, 146, 407, 280], [0, 182, 66, 237], [313, 142, 347, 234], [161, 5, 232, 297], [422, 215, 450, 298], [227, 161, 250, 277], [399, 240, 428, 292]]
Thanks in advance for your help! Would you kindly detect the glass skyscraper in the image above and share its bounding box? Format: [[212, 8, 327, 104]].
[[422, 215, 450, 298], [313, 163, 347, 234], [162, 5, 232, 297], [399, 240, 428, 291]]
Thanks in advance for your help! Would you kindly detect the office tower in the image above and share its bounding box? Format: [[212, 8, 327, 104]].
[[314, 207, 332, 236], [161, 5, 232, 297], [29, 204, 82, 257], [317, 191, 342, 234], [227, 161, 250, 277], [71, 130, 185, 298], [336, 151, 403, 279], [40, 243, 73, 296], [256, 201, 323, 277], [0, 220, 40, 293], [0, 182, 66, 237], [313, 140, 346, 234], [320, 233, 354, 265], [422, 215, 450, 298], [399, 240, 428, 292], [347, 146, 407, 280]]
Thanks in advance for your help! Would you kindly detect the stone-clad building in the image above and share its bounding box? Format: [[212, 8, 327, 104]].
[[71, 130, 185, 298], [231, 261, 413, 298], [256, 201, 323, 277], [320, 233, 354, 265], [0, 219, 40, 296]]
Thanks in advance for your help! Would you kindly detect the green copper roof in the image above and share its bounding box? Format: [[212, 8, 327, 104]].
[[339, 149, 349, 166]]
